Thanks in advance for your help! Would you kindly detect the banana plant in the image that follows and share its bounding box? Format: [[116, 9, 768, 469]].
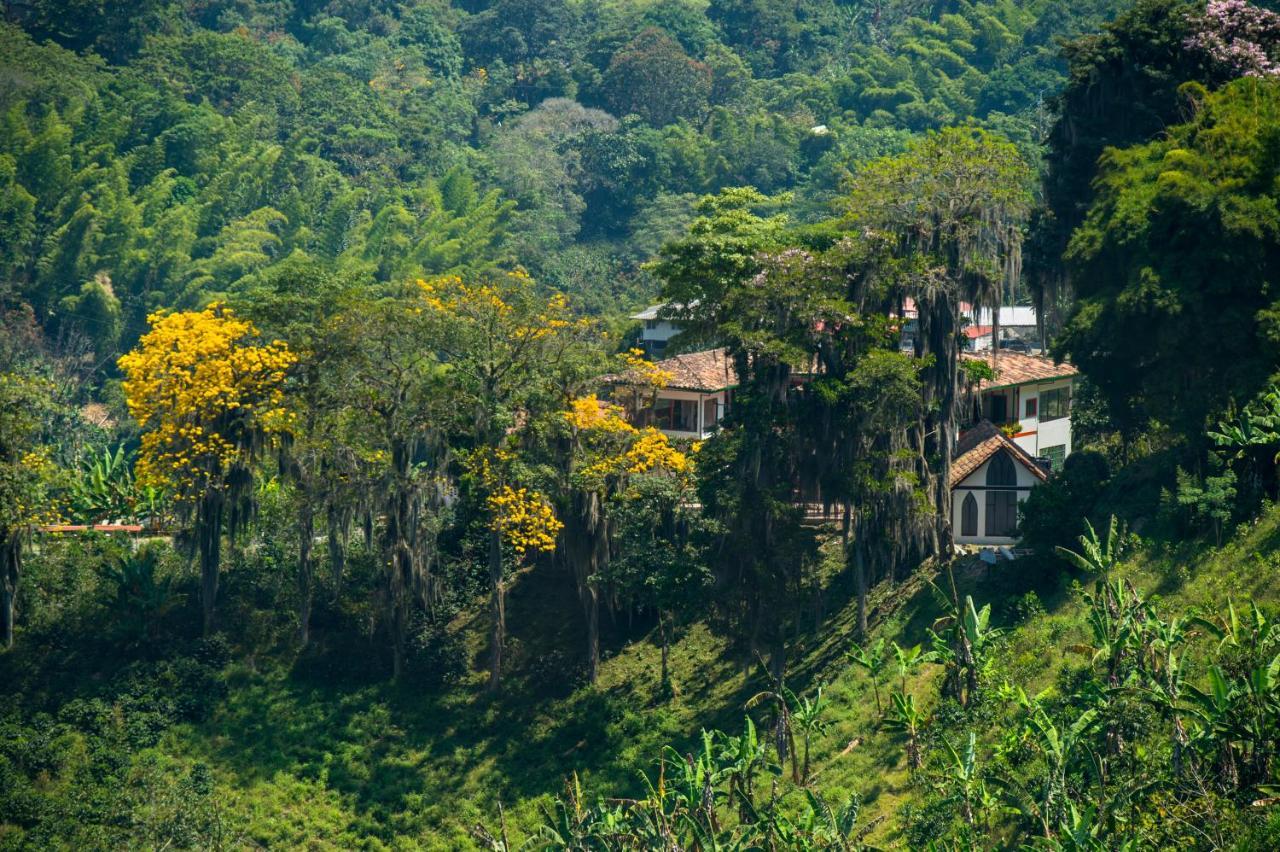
[[1208, 385, 1280, 463], [715, 717, 778, 825], [995, 690, 1100, 841], [1135, 611, 1193, 777], [795, 789, 863, 851], [883, 691, 927, 771], [939, 731, 983, 827], [70, 444, 136, 523], [929, 594, 1001, 706], [101, 546, 182, 643], [891, 642, 937, 696], [1055, 515, 1126, 575], [847, 637, 888, 714], [790, 686, 831, 785], [1183, 654, 1280, 793], [745, 685, 798, 782], [1193, 598, 1277, 662]]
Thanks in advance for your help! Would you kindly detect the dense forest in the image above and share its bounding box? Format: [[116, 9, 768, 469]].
[[5, 0, 1280, 848]]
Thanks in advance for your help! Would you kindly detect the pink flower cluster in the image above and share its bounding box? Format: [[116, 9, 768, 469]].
[[1186, 0, 1280, 78]]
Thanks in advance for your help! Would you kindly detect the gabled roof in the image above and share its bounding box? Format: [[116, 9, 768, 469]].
[[607, 347, 738, 393], [961, 351, 1078, 391], [629, 301, 697, 321], [950, 420, 1049, 488]]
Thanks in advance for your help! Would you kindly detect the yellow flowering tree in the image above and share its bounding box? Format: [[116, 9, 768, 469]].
[[561, 394, 690, 682], [0, 372, 61, 648], [419, 271, 597, 690], [611, 348, 673, 425], [118, 303, 295, 634]]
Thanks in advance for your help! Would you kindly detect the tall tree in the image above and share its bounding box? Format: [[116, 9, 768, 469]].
[[0, 370, 58, 648], [419, 271, 596, 690], [118, 303, 295, 634], [561, 394, 691, 683], [1058, 78, 1280, 444], [327, 287, 453, 678], [844, 127, 1031, 553]]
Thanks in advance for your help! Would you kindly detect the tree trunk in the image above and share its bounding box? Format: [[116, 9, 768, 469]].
[[658, 612, 671, 698], [327, 501, 346, 602], [854, 528, 869, 641], [298, 503, 315, 648], [586, 584, 599, 685], [198, 490, 224, 636], [0, 534, 19, 647], [1, 535, 18, 649], [488, 527, 505, 691]]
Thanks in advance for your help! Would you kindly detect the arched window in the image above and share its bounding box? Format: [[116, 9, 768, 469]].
[[985, 450, 1019, 536], [961, 493, 978, 537], [986, 451, 1017, 487]]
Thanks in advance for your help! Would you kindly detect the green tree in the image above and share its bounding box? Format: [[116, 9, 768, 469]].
[[1059, 79, 1280, 444], [845, 127, 1032, 553], [0, 371, 59, 648], [601, 28, 712, 127]]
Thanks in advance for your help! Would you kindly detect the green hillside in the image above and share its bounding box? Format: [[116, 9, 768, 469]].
[[5, 485, 1280, 847], [6, 1, 1280, 849]]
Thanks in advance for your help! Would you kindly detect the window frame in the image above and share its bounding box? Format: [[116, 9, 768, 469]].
[[1040, 385, 1070, 422], [985, 489, 1019, 537], [961, 492, 978, 537], [1041, 444, 1066, 471]]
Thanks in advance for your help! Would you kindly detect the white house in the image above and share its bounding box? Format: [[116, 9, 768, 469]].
[[631, 303, 691, 357], [607, 348, 736, 440], [950, 420, 1049, 546], [971, 305, 1040, 348], [961, 351, 1078, 470]]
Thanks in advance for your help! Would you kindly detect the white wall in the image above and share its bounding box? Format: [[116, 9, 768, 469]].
[[641, 388, 728, 439], [1008, 378, 1073, 459], [951, 451, 1042, 546], [640, 320, 682, 344]]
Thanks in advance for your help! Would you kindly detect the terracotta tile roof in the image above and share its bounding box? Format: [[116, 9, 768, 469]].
[[645, 348, 737, 392], [962, 351, 1077, 390], [604, 347, 739, 392], [950, 420, 1049, 488], [963, 325, 993, 340]]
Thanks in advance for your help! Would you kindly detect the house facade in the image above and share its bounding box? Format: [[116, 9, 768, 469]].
[[606, 343, 1079, 546], [630, 303, 693, 357], [949, 420, 1049, 546], [962, 351, 1078, 469], [607, 348, 736, 440]]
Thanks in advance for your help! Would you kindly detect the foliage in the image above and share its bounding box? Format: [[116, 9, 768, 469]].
[[118, 304, 294, 500], [1059, 78, 1280, 442], [1055, 515, 1129, 574]]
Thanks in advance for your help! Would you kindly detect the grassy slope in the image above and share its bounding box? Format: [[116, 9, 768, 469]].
[[123, 504, 1280, 848]]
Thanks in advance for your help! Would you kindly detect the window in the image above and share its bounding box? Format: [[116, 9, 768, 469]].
[[1040, 386, 1070, 421], [986, 451, 1017, 487], [1024, 397, 1038, 419], [653, 398, 697, 432], [1041, 444, 1066, 471], [984, 450, 1019, 537], [985, 490, 1019, 537], [961, 493, 978, 537]]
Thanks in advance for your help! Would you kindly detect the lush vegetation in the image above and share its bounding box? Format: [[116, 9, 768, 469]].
[[5, 0, 1280, 849]]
